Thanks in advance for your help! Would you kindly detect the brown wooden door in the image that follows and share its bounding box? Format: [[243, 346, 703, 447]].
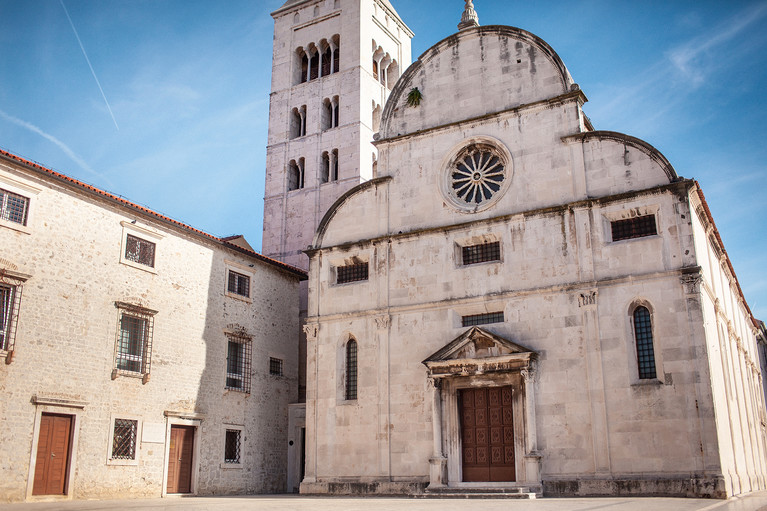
[[32, 414, 73, 495], [460, 386, 515, 482], [167, 425, 195, 493]]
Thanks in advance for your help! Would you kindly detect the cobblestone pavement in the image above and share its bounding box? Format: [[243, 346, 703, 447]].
[[2, 493, 767, 511]]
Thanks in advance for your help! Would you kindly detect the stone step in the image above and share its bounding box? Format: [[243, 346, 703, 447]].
[[420, 486, 541, 499]]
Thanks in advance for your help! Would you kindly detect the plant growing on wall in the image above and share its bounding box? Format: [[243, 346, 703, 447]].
[[406, 87, 423, 107]]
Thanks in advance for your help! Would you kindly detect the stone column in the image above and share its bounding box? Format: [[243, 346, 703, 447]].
[[428, 377, 447, 488], [521, 362, 542, 484]]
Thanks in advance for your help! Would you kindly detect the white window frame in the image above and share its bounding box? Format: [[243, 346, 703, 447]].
[[119, 221, 163, 274], [112, 302, 157, 383], [0, 171, 40, 235], [224, 260, 254, 303], [106, 414, 142, 466]]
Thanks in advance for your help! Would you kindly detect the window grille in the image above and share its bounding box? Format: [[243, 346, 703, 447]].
[[611, 215, 657, 241], [633, 306, 657, 379], [462, 311, 504, 327], [0, 188, 30, 226], [224, 429, 241, 464], [227, 270, 250, 297], [336, 262, 368, 284], [270, 357, 283, 376], [113, 302, 156, 378], [462, 241, 501, 265], [345, 339, 357, 400], [0, 283, 22, 352], [125, 234, 156, 267], [226, 336, 252, 393], [111, 419, 138, 460]]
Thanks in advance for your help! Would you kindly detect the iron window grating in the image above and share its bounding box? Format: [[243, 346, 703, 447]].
[[269, 357, 283, 376], [633, 307, 657, 379], [125, 234, 156, 268], [462, 241, 501, 265], [227, 270, 250, 297], [0, 188, 30, 226], [611, 215, 657, 241], [112, 419, 138, 460], [226, 335, 253, 393], [0, 283, 22, 352], [336, 263, 368, 284], [462, 311, 505, 327], [345, 340, 357, 400], [224, 429, 241, 464], [114, 303, 156, 377]]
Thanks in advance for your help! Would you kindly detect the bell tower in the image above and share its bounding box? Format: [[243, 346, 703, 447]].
[[262, 0, 413, 275]]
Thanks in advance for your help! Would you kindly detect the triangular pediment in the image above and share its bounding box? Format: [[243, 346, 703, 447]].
[[423, 326, 534, 364]]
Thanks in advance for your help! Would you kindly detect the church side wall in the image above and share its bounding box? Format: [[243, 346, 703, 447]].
[[688, 190, 767, 496], [0, 160, 300, 502]]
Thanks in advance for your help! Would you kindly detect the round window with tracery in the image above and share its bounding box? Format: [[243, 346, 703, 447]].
[[449, 144, 507, 207]]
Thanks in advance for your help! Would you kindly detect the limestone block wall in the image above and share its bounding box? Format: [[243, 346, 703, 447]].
[[0, 157, 301, 502]]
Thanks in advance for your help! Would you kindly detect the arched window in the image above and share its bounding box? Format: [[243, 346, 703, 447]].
[[310, 51, 320, 80], [372, 59, 379, 81], [300, 53, 308, 84], [290, 108, 301, 139], [346, 339, 357, 400], [633, 306, 656, 379], [322, 99, 333, 131], [321, 47, 332, 76], [298, 157, 305, 189], [332, 149, 339, 181], [287, 160, 300, 191], [320, 152, 330, 184], [332, 96, 340, 128], [332, 35, 340, 73], [372, 103, 381, 132], [299, 105, 307, 137]]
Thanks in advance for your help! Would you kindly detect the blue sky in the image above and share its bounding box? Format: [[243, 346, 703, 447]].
[[1, 0, 766, 320]]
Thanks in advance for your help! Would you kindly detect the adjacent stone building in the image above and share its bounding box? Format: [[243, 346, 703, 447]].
[[297, 3, 767, 499], [0, 149, 305, 502]]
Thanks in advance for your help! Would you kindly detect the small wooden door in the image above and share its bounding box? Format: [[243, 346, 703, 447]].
[[32, 413, 73, 495], [460, 386, 515, 482], [167, 425, 195, 493]]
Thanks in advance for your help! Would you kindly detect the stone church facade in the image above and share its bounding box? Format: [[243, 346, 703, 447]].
[[291, 1, 767, 499], [0, 149, 305, 502]]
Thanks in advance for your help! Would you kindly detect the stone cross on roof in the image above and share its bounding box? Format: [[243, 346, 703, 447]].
[[458, 0, 480, 30]]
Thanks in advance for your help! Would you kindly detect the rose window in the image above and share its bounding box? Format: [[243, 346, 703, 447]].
[[450, 145, 506, 205]]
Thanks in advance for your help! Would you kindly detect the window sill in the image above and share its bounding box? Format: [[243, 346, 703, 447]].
[[107, 458, 139, 467], [631, 378, 664, 387], [220, 463, 243, 470], [119, 258, 157, 274], [0, 218, 31, 235], [609, 234, 660, 244], [225, 291, 252, 304], [111, 369, 150, 384]]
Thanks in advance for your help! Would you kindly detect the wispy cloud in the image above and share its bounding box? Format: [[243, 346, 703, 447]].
[[0, 108, 111, 185], [60, 0, 120, 130]]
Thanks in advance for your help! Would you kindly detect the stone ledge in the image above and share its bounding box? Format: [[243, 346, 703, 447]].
[[542, 475, 727, 499], [300, 480, 427, 495]]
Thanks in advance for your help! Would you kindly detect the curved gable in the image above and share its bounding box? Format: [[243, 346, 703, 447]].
[[379, 25, 574, 140]]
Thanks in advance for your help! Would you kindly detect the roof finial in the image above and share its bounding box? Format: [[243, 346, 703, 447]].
[[458, 0, 480, 31]]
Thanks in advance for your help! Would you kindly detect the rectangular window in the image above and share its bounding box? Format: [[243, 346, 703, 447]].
[[0, 188, 30, 226], [224, 429, 241, 464], [113, 303, 155, 378], [1, 285, 14, 351], [336, 262, 368, 284], [226, 336, 252, 393], [462, 241, 501, 265], [111, 419, 138, 460], [269, 357, 283, 376], [462, 311, 504, 327], [611, 215, 657, 241], [124, 234, 156, 268], [227, 270, 250, 298]]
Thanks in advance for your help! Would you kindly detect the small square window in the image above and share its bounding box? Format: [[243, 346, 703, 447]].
[[228, 270, 250, 297], [0, 188, 30, 226], [125, 234, 156, 268], [224, 429, 241, 464], [336, 262, 368, 284], [611, 215, 657, 241], [226, 336, 252, 393], [111, 419, 138, 460], [462, 241, 501, 265], [462, 311, 504, 327], [269, 357, 283, 376]]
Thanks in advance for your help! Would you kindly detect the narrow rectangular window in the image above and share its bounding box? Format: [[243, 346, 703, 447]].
[[345, 340, 357, 400], [224, 429, 241, 464], [462, 241, 501, 265], [125, 234, 156, 267], [633, 306, 657, 379], [111, 419, 138, 460], [336, 262, 368, 284], [611, 215, 657, 241], [462, 311, 504, 327], [227, 270, 250, 297], [226, 337, 252, 393], [0, 188, 30, 226], [113, 303, 155, 379], [269, 357, 283, 376]]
